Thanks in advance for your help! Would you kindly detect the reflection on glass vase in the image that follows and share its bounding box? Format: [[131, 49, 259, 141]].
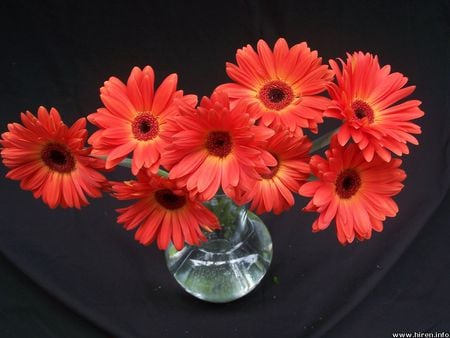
[[165, 194, 273, 303]]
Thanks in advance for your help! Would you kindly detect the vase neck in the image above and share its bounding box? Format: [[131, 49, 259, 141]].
[[202, 195, 249, 251]]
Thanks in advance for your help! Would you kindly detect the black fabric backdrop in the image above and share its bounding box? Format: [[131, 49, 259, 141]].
[[0, 1, 449, 337]]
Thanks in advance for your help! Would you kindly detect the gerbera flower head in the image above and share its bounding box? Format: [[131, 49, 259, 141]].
[[216, 38, 333, 134], [1, 106, 108, 209], [161, 91, 276, 201], [299, 136, 406, 245], [325, 52, 425, 162], [88, 65, 197, 175], [239, 131, 312, 214], [112, 172, 220, 250]]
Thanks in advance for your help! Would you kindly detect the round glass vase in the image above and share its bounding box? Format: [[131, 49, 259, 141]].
[[165, 194, 273, 303]]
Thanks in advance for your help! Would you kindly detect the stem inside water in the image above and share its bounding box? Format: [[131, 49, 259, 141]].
[[165, 194, 273, 303]]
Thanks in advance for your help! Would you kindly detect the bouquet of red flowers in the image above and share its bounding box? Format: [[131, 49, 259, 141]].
[[1, 38, 424, 251]]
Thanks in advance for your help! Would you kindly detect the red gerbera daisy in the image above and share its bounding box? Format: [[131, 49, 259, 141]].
[[1, 107, 107, 209], [239, 131, 311, 214], [216, 38, 333, 134], [325, 52, 424, 162], [161, 91, 276, 201], [299, 137, 406, 244], [88, 66, 197, 175], [112, 172, 220, 250]]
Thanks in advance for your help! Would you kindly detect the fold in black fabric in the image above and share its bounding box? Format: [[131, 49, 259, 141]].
[[0, 1, 448, 337]]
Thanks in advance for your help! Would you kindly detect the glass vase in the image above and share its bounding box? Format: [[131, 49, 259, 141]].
[[165, 194, 273, 303]]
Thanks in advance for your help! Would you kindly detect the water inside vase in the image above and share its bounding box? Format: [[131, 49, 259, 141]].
[[165, 195, 273, 303]]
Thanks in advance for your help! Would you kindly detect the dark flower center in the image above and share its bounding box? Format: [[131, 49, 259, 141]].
[[351, 100, 374, 123], [260, 154, 280, 179], [268, 88, 285, 103], [335, 169, 361, 199], [132, 113, 159, 141], [155, 189, 186, 210], [259, 80, 295, 110], [41, 143, 75, 173], [205, 131, 232, 157]]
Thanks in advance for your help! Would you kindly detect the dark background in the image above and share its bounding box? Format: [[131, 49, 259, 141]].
[[0, 0, 449, 337]]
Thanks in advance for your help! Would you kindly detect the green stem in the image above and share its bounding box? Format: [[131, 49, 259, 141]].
[[92, 127, 339, 179], [310, 127, 339, 153], [92, 155, 169, 177]]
